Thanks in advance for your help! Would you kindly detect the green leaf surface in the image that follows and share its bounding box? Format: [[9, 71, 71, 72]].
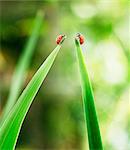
[[0, 11, 44, 125], [0, 44, 61, 150], [75, 39, 103, 150]]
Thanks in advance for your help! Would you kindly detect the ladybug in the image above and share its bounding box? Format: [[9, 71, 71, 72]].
[[56, 34, 65, 45], [76, 33, 84, 45]]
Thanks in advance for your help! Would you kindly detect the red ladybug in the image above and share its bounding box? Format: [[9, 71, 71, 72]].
[[56, 35, 65, 45], [76, 33, 84, 45]]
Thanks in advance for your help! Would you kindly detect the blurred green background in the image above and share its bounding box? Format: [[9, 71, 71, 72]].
[[0, 0, 129, 150]]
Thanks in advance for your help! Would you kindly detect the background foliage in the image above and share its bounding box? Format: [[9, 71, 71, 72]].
[[0, 0, 129, 150]]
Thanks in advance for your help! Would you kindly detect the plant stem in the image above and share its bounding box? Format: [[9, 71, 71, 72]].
[[0, 43, 65, 150], [0, 11, 44, 126], [75, 38, 103, 150]]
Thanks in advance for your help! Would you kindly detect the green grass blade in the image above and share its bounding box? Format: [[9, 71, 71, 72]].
[[0, 11, 44, 124], [75, 39, 103, 150], [0, 44, 63, 150]]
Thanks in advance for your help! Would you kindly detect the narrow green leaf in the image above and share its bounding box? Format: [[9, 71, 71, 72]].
[[0, 11, 44, 124], [0, 44, 63, 150], [75, 38, 103, 150]]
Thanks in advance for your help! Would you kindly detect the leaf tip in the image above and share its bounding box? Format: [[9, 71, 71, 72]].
[[75, 36, 80, 46]]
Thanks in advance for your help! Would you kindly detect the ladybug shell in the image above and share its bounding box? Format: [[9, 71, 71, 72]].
[[79, 35, 84, 45], [56, 35, 63, 44]]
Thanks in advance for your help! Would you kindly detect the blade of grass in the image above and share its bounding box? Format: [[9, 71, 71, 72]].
[[0, 11, 44, 124], [0, 41, 65, 150], [112, 31, 130, 61], [112, 31, 130, 82], [75, 38, 103, 150]]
